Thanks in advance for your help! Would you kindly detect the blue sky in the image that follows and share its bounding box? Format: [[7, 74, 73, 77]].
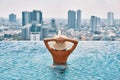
[[1, 0, 120, 18]]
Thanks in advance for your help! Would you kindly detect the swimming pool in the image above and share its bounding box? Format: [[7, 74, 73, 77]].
[[0, 41, 120, 80]]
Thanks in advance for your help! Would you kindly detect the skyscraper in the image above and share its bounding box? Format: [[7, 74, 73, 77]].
[[97, 17, 101, 25], [22, 11, 31, 26], [90, 16, 97, 32], [22, 23, 41, 41], [51, 18, 56, 29], [40, 27, 49, 40], [22, 10, 43, 26], [30, 23, 41, 41], [9, 13, 16, 22], [31, 10, 43, 24], [68, 10, 76, 29], [77, 10, 81, 30], [21, 24, 31, 40], [107, 12, 114, 26]]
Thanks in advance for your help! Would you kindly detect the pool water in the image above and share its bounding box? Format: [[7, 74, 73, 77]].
[[0, 41, 120, 80]]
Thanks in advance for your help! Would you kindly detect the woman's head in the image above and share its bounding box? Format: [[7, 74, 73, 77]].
[[52, 35, 69, 50]]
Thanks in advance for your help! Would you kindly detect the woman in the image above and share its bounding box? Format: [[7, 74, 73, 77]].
[[44, 35, 78, 66]]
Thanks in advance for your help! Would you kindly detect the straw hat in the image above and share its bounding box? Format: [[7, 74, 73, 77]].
[[51, 30, 69, 50]]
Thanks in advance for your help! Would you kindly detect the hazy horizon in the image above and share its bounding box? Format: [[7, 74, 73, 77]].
[[1, 0, 120, 18]]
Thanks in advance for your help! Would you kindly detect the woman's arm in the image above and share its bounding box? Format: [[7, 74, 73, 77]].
[[44, 38, 56, 52], [65, 38, 78, 54], [65, 38, 78, 44]]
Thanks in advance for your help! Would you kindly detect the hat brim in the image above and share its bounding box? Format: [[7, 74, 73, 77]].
[[49, 35, 70, 50], [53, 42, 68, 50]]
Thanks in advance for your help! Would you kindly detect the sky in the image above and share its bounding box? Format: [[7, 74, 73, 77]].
[[0, 0, 120, 18]]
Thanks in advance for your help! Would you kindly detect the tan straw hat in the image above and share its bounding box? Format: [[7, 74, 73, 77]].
[[52, 30, 69, 50]]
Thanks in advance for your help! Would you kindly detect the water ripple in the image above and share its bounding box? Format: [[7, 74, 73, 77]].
[[0, 41, 120, 80]]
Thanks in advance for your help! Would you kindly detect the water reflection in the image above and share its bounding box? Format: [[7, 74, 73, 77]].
[[49, 65, 67, 80]]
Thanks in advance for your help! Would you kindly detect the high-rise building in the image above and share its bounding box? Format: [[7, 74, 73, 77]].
[[31, 10, 43, 24], [22, 10, 43, 26], [90, 16, 97, 32], [107, 12, 114, 26], [30, 23, 41, 41], [77, 10, 81, 30], [22, 11, 31, 26], [9, 13, 16, 22], [21, 27, 26, 40], [30, 22, 41, 32], [97, 17, 101, 25], [40, 27, 49, 40], [21, 24, 31, 40], [22, 23, 41, 41], [51, 18, 56, 29], [68, 10, 76, 29]]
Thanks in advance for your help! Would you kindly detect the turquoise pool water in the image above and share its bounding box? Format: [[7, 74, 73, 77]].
[[0, 41, 120, 80]]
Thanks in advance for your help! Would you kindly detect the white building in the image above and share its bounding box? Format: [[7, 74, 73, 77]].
[[30, 32, 40, 41]]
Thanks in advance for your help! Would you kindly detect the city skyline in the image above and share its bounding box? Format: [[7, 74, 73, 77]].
[[1, 0, 120, 18]]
